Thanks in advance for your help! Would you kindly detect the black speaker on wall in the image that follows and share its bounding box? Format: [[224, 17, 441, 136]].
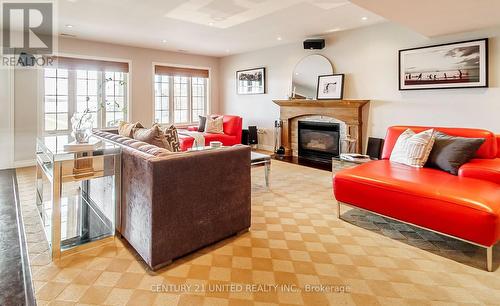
[[366, 137, 384, 160], [303, 39, 325, 50], [248, 126, 258, 145]]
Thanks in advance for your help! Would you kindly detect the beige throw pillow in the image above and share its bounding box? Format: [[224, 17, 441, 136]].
[[204, 116, 224, 134], [390, 128, 436, 168], [118, 121, 143, 138], [133, 124, 169, 150]]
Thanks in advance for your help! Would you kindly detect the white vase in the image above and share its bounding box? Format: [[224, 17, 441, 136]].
[[72, 128, 91, 143], [71, 112, 93, 143]]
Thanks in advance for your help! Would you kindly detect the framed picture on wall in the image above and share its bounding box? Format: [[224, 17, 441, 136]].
[[236, 67, 265, 95], [399, 38, 488, 90], [316, 74, 344, 100]]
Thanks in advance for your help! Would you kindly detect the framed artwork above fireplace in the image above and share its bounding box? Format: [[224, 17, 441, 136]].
[[317, 74, 344, 100]]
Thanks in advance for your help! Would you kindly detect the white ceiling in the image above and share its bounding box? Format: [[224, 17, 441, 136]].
[[57, 0, 384, 57], [351, 0, 500, 37]]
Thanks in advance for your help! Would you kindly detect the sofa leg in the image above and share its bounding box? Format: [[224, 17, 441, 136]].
[[337, 201, 341, 219], [487, 246, 493, 272]]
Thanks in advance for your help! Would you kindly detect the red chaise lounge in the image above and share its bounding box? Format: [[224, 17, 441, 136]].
[[333, 126, 500, 271], [178, 115, 243, 151]]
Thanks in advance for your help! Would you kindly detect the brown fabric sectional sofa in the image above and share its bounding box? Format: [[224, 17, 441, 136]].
[[93, 130, 251, 270]]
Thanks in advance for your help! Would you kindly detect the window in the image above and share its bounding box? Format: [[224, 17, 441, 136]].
[[44, 69, 69, 131], [104, 71, 127, 127], [191, 77, 206, 120], [154, 75, 169, 124], [42, 57, 129, 133], [76, 70, 98, 128], [154, 65, 209, 125]]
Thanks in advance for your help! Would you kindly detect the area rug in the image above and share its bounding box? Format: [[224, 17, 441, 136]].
[[16, 160, 500, 305]]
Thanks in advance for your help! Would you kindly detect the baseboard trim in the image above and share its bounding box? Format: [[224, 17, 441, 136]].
[[0, 163, 14, 170], [14, 160, 36, 168]]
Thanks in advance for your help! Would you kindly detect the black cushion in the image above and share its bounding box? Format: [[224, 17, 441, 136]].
[[426, 132, 485, 175], [198, 115, 206, 132]]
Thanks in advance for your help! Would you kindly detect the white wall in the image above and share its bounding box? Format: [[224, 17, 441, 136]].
[[14, 68, 39, 166], [0, 68, 14, 169], [11, 22, 500, 165], [219, 22, 500, 151]]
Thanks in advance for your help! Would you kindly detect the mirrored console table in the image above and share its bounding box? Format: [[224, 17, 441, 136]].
[[36, 135, 121, 259]]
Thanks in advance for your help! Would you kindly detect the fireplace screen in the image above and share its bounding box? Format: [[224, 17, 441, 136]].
[[298, 121, 340, 163]]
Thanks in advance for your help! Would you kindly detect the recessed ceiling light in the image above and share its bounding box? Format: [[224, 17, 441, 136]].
[[361, 16, 368, 21], [161, 39, 167, 43], [208, 22, 214, 26], [60, 33, 77, 38], [277, 36, 282, 41], [65, 24, 73, 28]]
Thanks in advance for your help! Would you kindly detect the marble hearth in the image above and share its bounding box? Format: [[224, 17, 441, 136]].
[[272, 99, 370, 156]]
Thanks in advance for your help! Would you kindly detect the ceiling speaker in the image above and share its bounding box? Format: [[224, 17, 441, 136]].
[[303, 39, 325, 50], [18, 52, 36, 66]]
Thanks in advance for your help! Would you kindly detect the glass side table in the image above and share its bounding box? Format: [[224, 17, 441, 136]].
[[36, 135, 121, 259], [332, 156, 374, 172]]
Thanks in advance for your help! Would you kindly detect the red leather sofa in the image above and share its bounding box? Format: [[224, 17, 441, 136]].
[[178, 115, 243, 151], [334, 126, 500, 271]]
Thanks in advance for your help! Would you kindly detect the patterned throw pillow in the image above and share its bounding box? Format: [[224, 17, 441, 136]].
[[118, 121, 143, 138], [133, 125, 167, 149], [390, 128, 436, 168], [205, 116, 224, 134], [163, 124, 180, 152]]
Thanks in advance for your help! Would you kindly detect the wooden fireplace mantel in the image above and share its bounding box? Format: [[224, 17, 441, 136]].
[[273, 99, 369, 108], [272, 99, 370, 155]]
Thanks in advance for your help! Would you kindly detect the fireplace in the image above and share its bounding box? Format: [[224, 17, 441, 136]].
[[298, 121, 340, 163]]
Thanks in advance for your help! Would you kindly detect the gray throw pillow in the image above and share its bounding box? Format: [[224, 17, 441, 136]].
[[426, 132, 485, 175], [198, 115, 206, 132]]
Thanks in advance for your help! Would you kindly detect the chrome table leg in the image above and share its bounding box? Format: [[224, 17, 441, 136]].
[[487, 246, 493, 272], [264, 161, 270, 188]]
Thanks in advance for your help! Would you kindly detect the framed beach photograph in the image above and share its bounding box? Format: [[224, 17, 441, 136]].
[[237, 67, 266, 94], [316, 74, 344, 100], [399, 38, 488, 90]]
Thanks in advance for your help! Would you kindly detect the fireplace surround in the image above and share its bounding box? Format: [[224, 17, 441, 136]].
[[272, 99, 370, 156]]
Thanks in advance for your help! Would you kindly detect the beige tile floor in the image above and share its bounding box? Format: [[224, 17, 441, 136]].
[[16, 161, 500, 306]]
